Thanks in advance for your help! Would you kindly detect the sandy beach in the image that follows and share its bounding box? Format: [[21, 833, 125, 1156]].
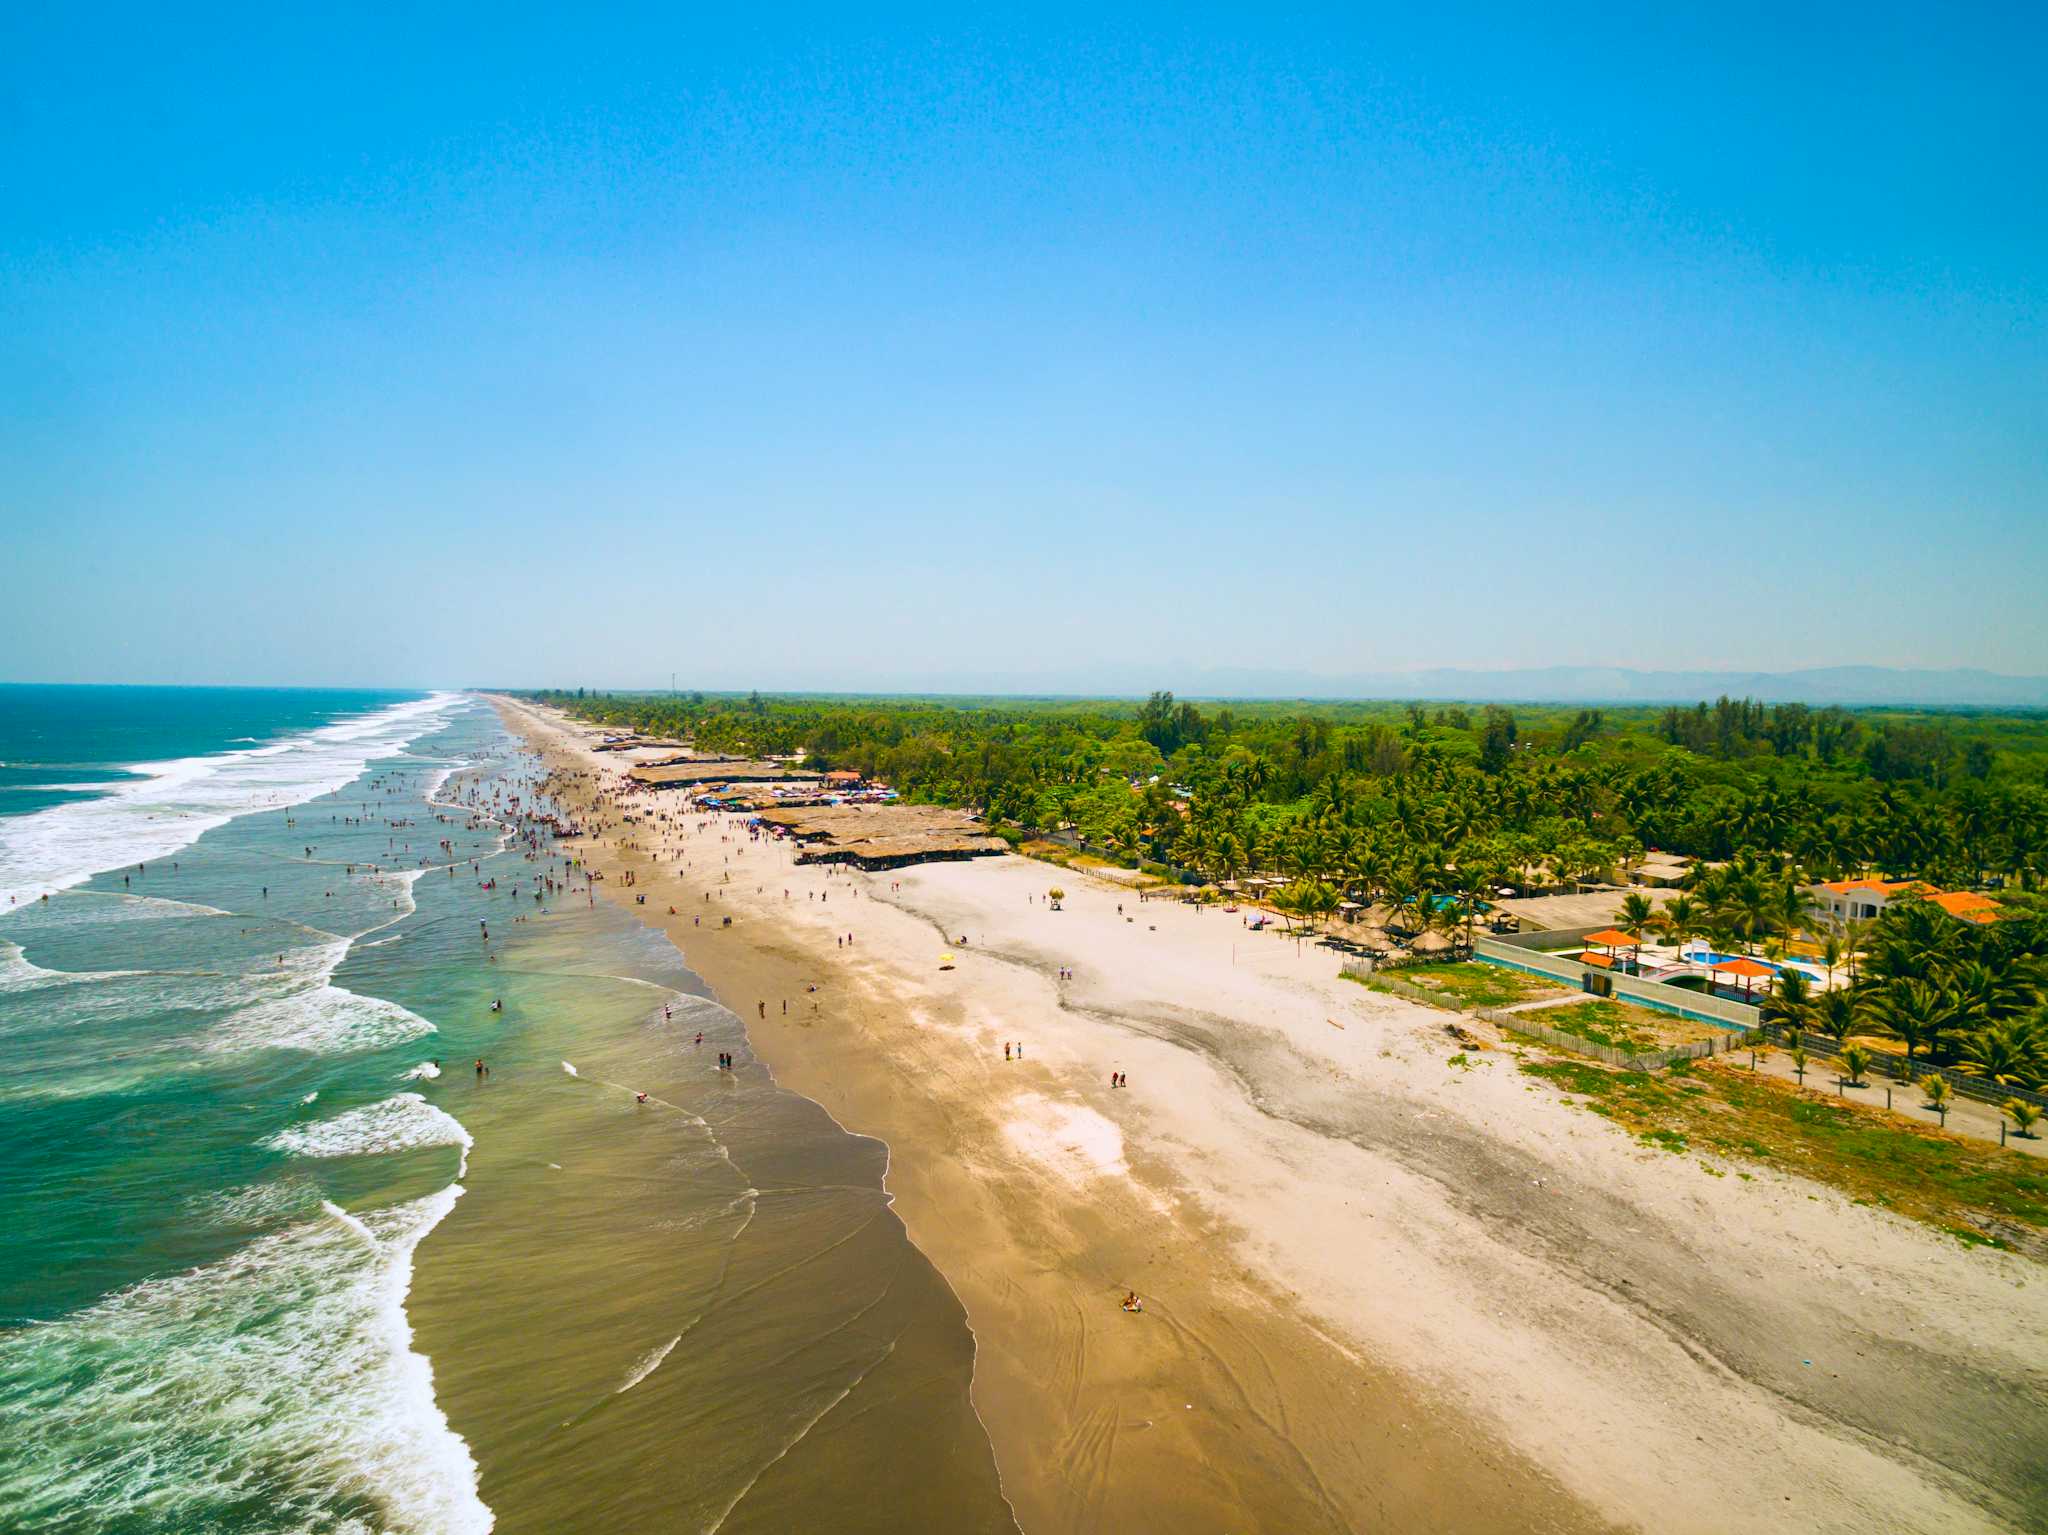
[[492, 695, 2048, 1534]]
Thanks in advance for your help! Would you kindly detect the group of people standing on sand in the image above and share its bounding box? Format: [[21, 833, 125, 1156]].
[[518, 704, 1162, 1323]]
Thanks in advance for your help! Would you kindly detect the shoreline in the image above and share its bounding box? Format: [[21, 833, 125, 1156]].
[[490, 695, 1598, 1532], [490, 692, 2048, 1534], [404, 722, 1015, 1534]]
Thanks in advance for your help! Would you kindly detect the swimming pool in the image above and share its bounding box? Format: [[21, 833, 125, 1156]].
[[1683, 948, 1825, 979]]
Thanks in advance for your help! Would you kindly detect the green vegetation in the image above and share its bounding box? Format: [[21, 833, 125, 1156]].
[[1520, 1058, 2048, 1250], [1749, 897, 2048, 1091], [1351, 961, 1564, 1011], [1527, 999, 1704, 1053], [540, 687, 2048, 1084]]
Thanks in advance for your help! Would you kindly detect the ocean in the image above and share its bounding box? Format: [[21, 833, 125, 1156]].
[[0, 687, 1011, 1534]]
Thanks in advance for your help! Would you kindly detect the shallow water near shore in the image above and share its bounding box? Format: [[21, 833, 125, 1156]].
[[0, 691, 1011, 1533]]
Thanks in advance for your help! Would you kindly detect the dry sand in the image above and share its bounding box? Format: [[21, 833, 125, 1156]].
[[493, 696, 2047, 1534]]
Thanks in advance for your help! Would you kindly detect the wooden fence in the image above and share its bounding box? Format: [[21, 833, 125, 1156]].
[[1757, 1024, 2048, 1113], [1475, 1009, 1741, 1072]]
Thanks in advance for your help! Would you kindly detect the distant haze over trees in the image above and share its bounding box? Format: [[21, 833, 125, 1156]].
[[532, 667, 2048, 710]]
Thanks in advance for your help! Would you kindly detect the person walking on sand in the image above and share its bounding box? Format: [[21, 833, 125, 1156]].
[[1004, 1042, 1011, 1062]]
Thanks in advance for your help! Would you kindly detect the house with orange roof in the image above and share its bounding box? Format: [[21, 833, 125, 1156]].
[[1808, 877, 2000, 925], [1923, 890, 2002, 924]]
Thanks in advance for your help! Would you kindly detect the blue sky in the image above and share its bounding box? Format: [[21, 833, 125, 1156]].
[[3, 3, 2043, 689]]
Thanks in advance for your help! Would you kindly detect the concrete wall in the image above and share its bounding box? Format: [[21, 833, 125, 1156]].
[[1484, 924, 1606, 952], [1472, 938, 1761, 1031]]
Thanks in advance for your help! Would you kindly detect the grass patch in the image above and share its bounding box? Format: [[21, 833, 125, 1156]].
[[1353, 961, 1566, 1012], [1519, 1057, 2048, 1253], [1018, 840, 1079, 868], [1529, 999, 1715, 1053]]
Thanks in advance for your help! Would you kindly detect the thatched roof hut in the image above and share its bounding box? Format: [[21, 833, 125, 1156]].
[[758, 804, 1006, 870]]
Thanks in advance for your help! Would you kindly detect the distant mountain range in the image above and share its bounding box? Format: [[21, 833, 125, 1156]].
[[662, 664, 2048, 708]]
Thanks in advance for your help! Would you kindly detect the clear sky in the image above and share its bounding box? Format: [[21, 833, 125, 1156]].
[[3, 3, 2043, 691]]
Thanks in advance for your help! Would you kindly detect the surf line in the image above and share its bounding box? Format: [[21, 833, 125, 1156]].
[[558, 1060, 694, 1117]]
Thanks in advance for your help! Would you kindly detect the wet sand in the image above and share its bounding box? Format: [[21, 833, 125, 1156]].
[[494, 695, 2048, 1535], [493, 699, 1599, 1534], [403, 744, 1014, 1535]]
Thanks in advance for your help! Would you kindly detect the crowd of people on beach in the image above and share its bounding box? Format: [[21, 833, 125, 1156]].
[[488, 702, 1153, 1315]]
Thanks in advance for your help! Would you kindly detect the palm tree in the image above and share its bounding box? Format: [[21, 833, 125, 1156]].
[[1960, 1017, 2047, 1090], [1919, 1074, 1953, 1127], [2007, 1099, 2041, 1139], [1382, 870, 1419, 937], [1762, 968, 1812, 1034], [1840, 917, 1869, 983], [1820, 933, 1846, 991], [1813, 989, 1859, 1048], [1617, 892, 1657, 946], [1841, 1045, 1871, 1088], [1791, 1046, 1809, 1085], [1770, 878, 1809, 942], [1658, 895, 1703, 959], [1948, 959, 2035, 1042], [1869, 979, 1950, 1067]]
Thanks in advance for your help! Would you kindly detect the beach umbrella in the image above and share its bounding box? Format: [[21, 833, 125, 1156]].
[[1709, 955, 1774, 1001], [1583, 927, 1642, 970]]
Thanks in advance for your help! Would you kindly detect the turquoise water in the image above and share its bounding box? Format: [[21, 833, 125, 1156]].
[[0, 688, 486, 1530], [0, 685, 429, 822], [0, 689, 1011, 1534], [1686, 949, 1823, 978]]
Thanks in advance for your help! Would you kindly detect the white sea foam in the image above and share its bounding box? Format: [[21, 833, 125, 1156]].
[[0, 939, 138, 995], [560, 1061, 579, 1077], [0, 1188, 491, 1534], [29, 891, 234, 924], [403, 1061, 442, 1080], [267, 1094, 473, 1177], [210, 984, 437, 1056], [0, 692, 467, 906], [616, 1335, 681, 1395], [193, 1177, 323, 1227]]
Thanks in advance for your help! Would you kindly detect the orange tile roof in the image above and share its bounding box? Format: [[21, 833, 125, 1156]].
[[1814, 878, 2000, 921], [1927, 891, 2000, 922], [1579, 951, 1616, 968], [1816, 877, 1919, 895], [1583, 928, 1640, 947]]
